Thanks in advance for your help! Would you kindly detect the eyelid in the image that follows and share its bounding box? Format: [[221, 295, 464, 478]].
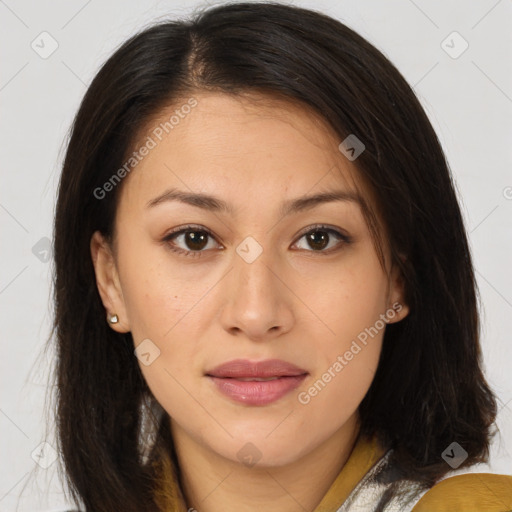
[[294, 223, 352, 242], [163, 223, 216, 235]]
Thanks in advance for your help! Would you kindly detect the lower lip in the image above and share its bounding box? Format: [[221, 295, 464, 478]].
[[208, 375, 308, 406]]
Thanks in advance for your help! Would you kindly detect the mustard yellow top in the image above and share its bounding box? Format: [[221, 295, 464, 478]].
[[313, 433, 512, 511], [153, 433, 512, 511]]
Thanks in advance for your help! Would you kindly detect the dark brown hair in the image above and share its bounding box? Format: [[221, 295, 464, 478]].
[[51, 2, 498, 510]]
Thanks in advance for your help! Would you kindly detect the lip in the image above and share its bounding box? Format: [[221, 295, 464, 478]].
[[205, 359, 308, 406]]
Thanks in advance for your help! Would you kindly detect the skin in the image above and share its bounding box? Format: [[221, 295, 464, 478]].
[[90, 91, 409, 512]]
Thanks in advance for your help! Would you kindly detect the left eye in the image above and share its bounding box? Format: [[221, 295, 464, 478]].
[[293, 226, 350, 253]]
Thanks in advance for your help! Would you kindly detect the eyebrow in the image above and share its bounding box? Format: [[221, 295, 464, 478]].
[[146, 187, 362, 217]]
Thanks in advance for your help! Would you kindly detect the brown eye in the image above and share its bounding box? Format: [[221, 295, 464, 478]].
[[179, 230, 210, 251], [305, 230, 330, 251], [294, 225, 351, 254], [163, 225, 220, 258]]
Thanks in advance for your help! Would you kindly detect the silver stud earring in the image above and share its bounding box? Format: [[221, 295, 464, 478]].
[[109, 313, 119, 324]]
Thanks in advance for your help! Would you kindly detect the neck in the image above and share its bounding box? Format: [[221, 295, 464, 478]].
[[170, 413, 361, 512]]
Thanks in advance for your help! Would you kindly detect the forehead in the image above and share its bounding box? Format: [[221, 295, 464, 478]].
[[117, 91, 364, 213]]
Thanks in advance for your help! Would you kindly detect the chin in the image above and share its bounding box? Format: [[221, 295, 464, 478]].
[[215, 434, 313, 469]]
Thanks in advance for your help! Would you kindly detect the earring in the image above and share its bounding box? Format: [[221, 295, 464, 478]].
[[108, 313, 119, 324]]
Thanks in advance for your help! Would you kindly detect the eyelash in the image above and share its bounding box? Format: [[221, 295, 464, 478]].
[[162, 223, 352, 259]]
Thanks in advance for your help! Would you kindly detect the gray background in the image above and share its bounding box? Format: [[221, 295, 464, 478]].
[[1, 0, 511, 510]]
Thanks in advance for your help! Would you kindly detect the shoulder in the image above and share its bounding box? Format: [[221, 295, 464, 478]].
[[412, 473, 512, 512]]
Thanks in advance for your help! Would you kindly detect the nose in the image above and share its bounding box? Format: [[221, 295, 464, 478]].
[[219, 243, 295, 342]]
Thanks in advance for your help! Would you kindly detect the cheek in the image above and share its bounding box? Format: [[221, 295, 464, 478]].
[[298, 251, 388, 404], [297, 337, 382, 444], [117, 242, 204, 342], [297, 325, 384, 436], [303, 252, 389, 348], [118, 249, 210, 394]]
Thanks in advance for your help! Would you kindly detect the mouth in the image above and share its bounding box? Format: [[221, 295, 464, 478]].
[[205, 359, 308, 406]]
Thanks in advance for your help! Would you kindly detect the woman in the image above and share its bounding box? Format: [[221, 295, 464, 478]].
[[52, 2, 512, 511]]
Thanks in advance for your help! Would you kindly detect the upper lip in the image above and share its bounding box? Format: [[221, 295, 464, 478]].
[[205, 359, 308, 378]]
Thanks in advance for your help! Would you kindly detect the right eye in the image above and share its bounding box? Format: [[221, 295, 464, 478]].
[[162, 225, 222, 258]]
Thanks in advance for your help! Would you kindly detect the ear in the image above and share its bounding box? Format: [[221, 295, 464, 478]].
[[90, 230, 131, 333], [386, 257, 410, 324]]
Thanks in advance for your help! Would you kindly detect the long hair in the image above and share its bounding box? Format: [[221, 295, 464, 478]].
[[52, 2, 498, 510]]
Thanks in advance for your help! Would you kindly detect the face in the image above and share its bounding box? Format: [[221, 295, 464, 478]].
[[91, 91, 409, 467]]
